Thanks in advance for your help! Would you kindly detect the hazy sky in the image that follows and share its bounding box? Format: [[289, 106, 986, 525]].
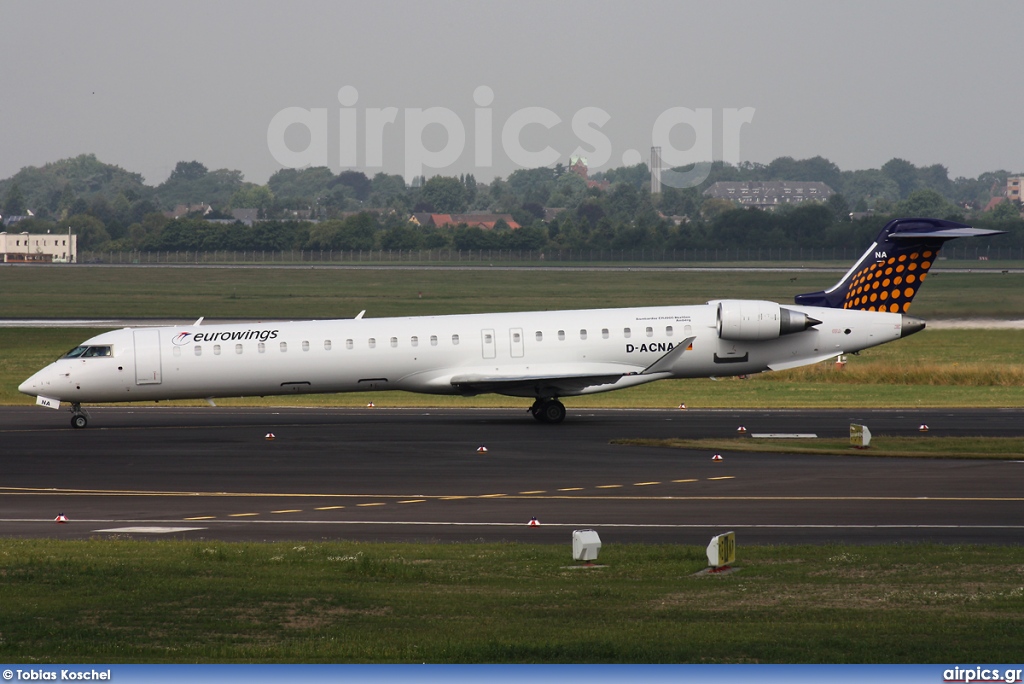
[[2, 0, 1021, 186]]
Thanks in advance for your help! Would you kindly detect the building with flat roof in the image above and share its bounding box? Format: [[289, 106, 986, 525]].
[[0, 231, 77, 263], [1007, 176, 1022, 203]]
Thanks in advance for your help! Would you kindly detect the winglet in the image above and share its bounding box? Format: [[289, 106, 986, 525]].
[[642, 337, 697, 375]]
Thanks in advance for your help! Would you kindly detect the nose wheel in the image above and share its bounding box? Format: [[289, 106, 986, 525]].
[[530, 398, 566, 424], [70, 404, 89, 429]]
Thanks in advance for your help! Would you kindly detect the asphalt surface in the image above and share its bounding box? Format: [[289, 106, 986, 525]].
[[1, 406, 1022, 546]]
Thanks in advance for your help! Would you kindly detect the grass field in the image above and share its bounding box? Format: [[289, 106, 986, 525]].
[[1, 264, 1023, 408], [1, 263, 1023, 319], [613, 436, 1024, 459], [1, 539, 1022, 663]]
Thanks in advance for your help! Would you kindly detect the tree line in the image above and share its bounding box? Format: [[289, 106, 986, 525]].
[[1, 153, 1021, 254]]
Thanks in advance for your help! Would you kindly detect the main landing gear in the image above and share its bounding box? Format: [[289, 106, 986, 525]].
[[70, 403, 89, 429], [530, 398, 566, 424]]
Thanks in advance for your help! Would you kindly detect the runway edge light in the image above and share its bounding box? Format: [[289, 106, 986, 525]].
[[850, 423, 871, 449], [572, 529, 601, 563], [706, 531, 736, 571]]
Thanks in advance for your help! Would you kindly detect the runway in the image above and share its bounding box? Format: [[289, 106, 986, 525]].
[[1, 406, 1022, 545]]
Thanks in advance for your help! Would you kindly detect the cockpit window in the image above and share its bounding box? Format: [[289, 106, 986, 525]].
[[63, 345, 112, 359]]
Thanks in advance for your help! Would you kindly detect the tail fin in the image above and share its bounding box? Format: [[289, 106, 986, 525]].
[[794, 218, 1004, 312]]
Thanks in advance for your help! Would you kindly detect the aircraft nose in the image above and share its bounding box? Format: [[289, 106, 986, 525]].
[[19, 368, 49, 397], [18, 375, 37, 396]]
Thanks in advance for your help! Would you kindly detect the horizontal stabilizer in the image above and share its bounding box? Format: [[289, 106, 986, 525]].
[[891, 227, 1004, 240]]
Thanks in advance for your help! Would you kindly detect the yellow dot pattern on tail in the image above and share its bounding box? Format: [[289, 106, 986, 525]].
[[841, 250, 935, 312]]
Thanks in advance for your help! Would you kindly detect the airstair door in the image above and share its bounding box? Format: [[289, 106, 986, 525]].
[[134, 329, 162, 385]]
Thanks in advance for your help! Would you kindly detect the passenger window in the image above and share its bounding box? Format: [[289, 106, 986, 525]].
[[666, 326, 674, 336], [213, 345, 221, 355], [194, 346, 202, 356], [258, 342, 266, 354], [280, 342, 288, 352], [646, 327, 653, 337], [602, 328, 609, 339], [324, 340, 332, 351], [535, 331, 543, 342], [302, 340, 310, 352], [235, 344, 243, 354], [452, 334, 460, 345], [624, 328, 631, 338], [369, 338, 376, 349], [558, 330, 565, 341], [411, 336, 419, 347], [580, 329, 587, 340], [346, 339, 354, 350], [390, 337, 398, 348], [430, 335, 438, 346]]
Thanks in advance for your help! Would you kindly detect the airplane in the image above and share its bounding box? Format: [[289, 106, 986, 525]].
[[19, 217, 1002, 428]]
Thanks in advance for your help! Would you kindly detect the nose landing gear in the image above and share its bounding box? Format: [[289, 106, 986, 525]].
[[70, 403, 89, 429], [530, 398, 566, 424]]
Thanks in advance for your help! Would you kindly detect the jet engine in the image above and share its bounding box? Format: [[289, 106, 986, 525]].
[[716, 300, 821, 341]]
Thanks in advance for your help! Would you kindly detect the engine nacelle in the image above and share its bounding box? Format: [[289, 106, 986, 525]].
[[716, 300, 821, 341]]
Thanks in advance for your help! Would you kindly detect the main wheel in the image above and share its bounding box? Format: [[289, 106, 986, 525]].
[[71, 414, 88, 429], [538, 399, 566, 424]]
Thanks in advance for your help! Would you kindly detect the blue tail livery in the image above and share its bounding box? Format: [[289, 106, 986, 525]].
[[794, 218, 1004, 312]]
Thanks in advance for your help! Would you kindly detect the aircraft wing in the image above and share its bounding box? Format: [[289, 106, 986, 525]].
[[449, 368, 637, 397]]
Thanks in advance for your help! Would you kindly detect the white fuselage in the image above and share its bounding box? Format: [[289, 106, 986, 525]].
[[19, 301, 909, 405]]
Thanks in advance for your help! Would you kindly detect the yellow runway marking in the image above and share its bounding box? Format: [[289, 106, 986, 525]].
[[634, 482, 660, 486], [480, 494, 507, 498], [672, 479, 698, 483], [229, 513, 259, 517], [398, 499, 425, 504], [272, 509, 301, 514], [315, 506, 345, 511], [520, 490, 545, 494], [4, 486, 1019, 503], [357, 503, 386, 507], [707, 476, 735, 481], [185, 516, 216, 520]]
